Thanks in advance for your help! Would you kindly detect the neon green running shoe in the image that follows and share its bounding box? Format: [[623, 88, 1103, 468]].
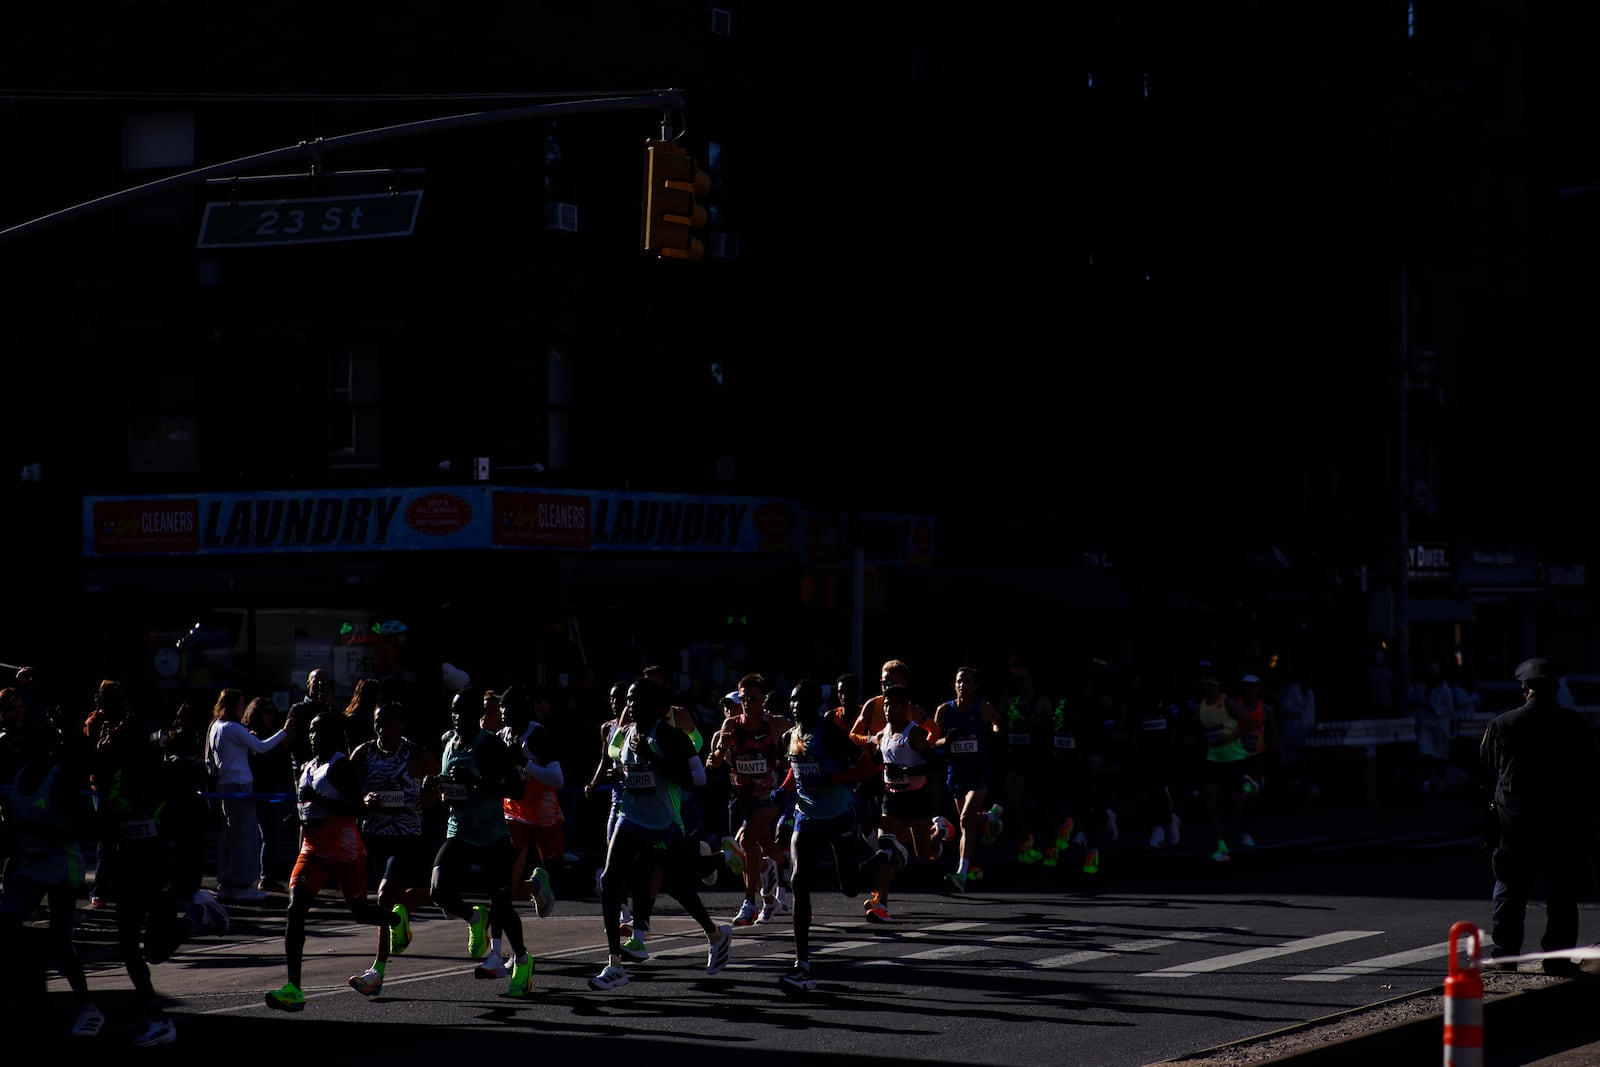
[[529, 867, 556, 919], [265, 982, 306, 1012], [389, 903, 412, 956], [505, 955, 534, 997], [467, 905, 490, 960]]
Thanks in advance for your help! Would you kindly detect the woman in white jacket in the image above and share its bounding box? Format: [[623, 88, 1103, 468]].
[[205, 689, 289, 901]]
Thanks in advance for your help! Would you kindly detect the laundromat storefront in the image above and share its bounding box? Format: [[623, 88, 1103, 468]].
[[81, 484, 804, 704]]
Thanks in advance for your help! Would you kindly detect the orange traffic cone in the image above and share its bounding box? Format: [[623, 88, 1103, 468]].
[[1443, 920, 1484, 1067]]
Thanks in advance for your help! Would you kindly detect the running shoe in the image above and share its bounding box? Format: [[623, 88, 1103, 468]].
[[70, 1002, 105, 1037], [589, 963, 629, 991], [878, 832, 908, 870], [133, 1016, 176, 1047], [1017, 834, 1043, 864], [865, 901, 893, 924], [931, 815, 957, 844], [943, 871, 966, 894], [529, 866, 556, 918], [967, 864, 985, 881], [467, 905, 490, 960], [732, 896, 759, 927], [982, 805, 1004, 846], [188, 890, 230, 937], [348, 967, 384, 996], [756, 896, 781, 924], [862, 890, 885, 912], [778, 960, 815, 993], [1209, 840, 1231, 863], [506, 955, 534, 997], [721, 835, 745, 877], [1054, 818, 1075, 851], [264, 982, 306, 1012], [634, 919, 651, 941], [706, 924, 733, 975], [772, 886, 790, 916], [1042, 845, 1059, 868], [474, 955, 509, 980], [1148, 826, 1167, 849], [390, 903, 412, 955], [619, 936, 650, 963], [699, 839, 719, 886], [1239, 833, 1256, 848], [1082, 848, 1101, 875]]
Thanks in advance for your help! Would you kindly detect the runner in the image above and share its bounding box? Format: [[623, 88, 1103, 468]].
[[345, 701, 440, 997], [265, 712, 404, 1012]]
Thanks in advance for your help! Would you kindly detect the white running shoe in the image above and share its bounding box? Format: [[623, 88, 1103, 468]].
[[1240, 833, 1256, 848], [133, 1016, 176, 1047], [474, 955, 509, 980], [70, 1002, 105, 1037], [706, 924, 733, 975], [589, 963, 629, 991], [1147, 825, 1166, 849], [756, 896, 780, 924], [732, 897, 758, 927], [348, 967, 384, 996]]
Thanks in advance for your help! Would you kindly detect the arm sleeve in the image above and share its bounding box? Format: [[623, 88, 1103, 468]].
[[522, 759, 563, 788], [687, 755, 707, 788]]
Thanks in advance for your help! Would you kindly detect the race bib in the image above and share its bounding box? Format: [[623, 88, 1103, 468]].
[[121, 819, 158, 840], [733, 756, 768, 777], [1008, 732, 1031, 746], [1053, 735, 1077, 750], [624, 767, 657, 792], [950, 738, 979, 755], [374, 790, 405, 809], [1141, 717, 1168, 732], [791, 760, 821, 782], [439, 782, 469, 802]]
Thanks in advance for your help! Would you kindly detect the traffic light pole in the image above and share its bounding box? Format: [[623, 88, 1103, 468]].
[[0, 90, 685, 245]]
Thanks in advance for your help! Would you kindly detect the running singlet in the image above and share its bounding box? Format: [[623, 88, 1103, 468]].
[[941, 700, 991, 774], [358, 738, 424, 837], [879, 721, 928, 792], [297, 755, 365, 863], [1234, 699, 1266, 754], [440, 728, 512, 846], [790, 722, 857, 823], [8, 765, 85, 885], [614, 722, 685, 833], [726, 720, 783, 798], [1198, 696, 1247, 762]]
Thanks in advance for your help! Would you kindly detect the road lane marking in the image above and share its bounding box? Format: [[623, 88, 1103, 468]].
[[1139, 930, 1383, 977], [1286, 940, 1449, 981]]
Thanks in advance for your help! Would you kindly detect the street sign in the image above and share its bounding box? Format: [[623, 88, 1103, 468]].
[[196, 190, 423, 248]]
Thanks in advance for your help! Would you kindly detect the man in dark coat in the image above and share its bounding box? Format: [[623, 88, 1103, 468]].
[[1479, 657, 1598, 974]]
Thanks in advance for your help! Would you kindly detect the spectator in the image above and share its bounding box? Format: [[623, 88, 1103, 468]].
[[1480, 657, 1599, 975]]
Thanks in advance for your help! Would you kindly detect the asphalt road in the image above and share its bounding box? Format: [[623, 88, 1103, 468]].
[[16, 782, 1595, 1065]]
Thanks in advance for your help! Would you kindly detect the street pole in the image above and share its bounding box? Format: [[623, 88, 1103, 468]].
[[1397, 265, 1412, 714]]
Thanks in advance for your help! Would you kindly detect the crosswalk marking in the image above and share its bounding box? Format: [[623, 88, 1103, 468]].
[[1139, 931, 1383, 977], [1285, 940, 1449, 982], [1036, 929, 1213, 969]]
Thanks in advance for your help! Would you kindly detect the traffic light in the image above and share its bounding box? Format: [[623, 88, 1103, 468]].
[[641, 139, 710, 260]]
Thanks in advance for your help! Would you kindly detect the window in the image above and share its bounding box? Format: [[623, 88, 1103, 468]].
[[329, 344, 381, 468]]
